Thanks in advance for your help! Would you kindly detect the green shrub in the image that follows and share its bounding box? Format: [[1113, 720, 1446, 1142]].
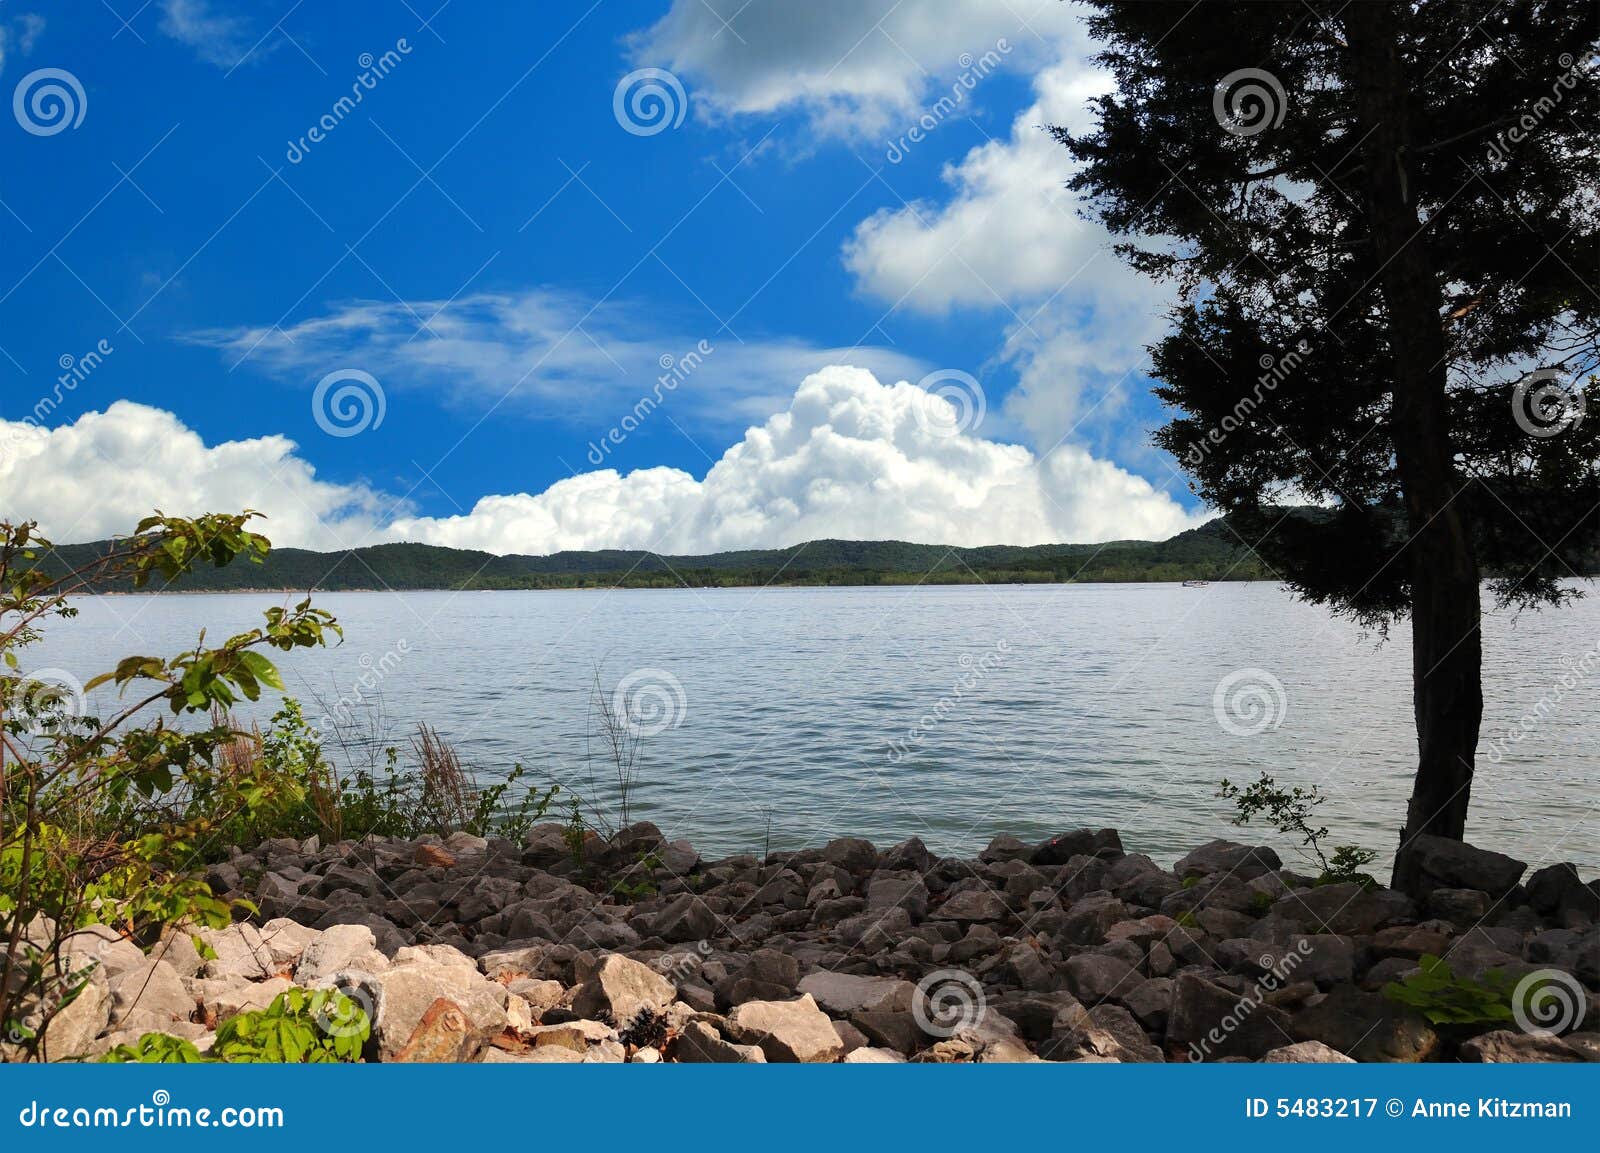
[[1381, 954, 1516, 1026], [1217, 772, 1377, 886], [2, 512, 339, 1062], [99, 1032, 207, 1064], [100, 988, 369, 1064]]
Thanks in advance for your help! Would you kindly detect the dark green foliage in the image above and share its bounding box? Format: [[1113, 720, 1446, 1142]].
[[1218, 773, 1375, 885], [1382, 955, 1516, 1026], [618, 1005, 668, 1050], [1055, 1, 1598, 624], [32, 522, 1282, 591], [101, 988, 370, 1063]]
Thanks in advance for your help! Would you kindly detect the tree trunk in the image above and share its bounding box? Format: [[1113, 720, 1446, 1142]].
[[1345, 4, 1483, 891]]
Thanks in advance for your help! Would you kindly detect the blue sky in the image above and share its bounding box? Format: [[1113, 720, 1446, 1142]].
[[0, 0, 1204, 554]]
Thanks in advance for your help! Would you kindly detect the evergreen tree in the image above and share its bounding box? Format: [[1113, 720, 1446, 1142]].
[[1055, 0, 1599, 884]]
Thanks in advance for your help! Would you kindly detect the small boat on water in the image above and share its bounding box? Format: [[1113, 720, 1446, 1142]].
[[1182, 579, 1210, 588]]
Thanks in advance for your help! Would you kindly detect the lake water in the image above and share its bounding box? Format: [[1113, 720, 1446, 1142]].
[[24, 582, 1600, 873]]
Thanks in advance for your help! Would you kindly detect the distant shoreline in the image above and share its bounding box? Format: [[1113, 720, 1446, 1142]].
[[82, 575, 1265, 596]]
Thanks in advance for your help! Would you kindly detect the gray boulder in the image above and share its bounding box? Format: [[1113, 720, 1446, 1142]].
[[1166, 972, 1293, 1062], [1399, 835, 1525, 899], [1063, 953, 1143, 1004], [1031, 828, 1124, 866], [797, 971, 914, 1015], [1174, 839, 1282, 880]]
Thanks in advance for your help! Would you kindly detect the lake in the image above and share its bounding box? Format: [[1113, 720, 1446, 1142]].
[[24, 581, 1600, 872]]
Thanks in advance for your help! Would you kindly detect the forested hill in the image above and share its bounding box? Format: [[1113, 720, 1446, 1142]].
[[33, 520, 1276, 592]]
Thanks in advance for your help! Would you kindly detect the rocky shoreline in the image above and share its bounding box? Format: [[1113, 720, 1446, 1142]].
[[34, 825, 1600, 1063]]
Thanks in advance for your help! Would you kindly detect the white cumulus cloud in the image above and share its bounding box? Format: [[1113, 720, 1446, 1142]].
[[2, 368, 1201, 555], [843, 56, 1172, 452], [0, 402, 393, 552], [631, 0, 1077, 138]]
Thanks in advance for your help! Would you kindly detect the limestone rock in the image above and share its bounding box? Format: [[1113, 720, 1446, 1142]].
[[1459, 1029, 1583, 1063], [1263, 1040, 1355, 1062], [726, 994, 844, 1063], [571, 954, 675, 1026], [108, 960, 195, 1033], [669, 1020, 768, 1062], [797, 971, 915, 1014], [295, 924, 389, 986]]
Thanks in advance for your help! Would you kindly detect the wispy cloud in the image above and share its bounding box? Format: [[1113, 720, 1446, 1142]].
[[184, 288, 931, 436], [158, 0, 266, 70]]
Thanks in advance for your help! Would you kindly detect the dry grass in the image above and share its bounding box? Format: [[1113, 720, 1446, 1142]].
[[411, 721, 476, 832]]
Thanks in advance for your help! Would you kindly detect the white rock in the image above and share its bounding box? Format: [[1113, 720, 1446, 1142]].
[[843, 1046, 906, 1063]]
